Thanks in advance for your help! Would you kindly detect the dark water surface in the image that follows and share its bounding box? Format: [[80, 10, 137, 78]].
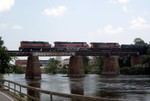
[[4, 74, 150, 101]]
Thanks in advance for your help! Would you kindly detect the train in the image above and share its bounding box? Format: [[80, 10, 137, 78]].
[[54, 41, 89, 51], [19, 41, 150, 54], [121, 44, 150, 54], [19, 41, 51, 51], [19, 41, 89, 52]]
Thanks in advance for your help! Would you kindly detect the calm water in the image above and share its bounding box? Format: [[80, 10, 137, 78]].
[[4, 74, 150, 101]]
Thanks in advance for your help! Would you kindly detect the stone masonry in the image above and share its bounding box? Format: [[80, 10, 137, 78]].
[[68, 56, 84, 77], [25, 56, 41, 79]]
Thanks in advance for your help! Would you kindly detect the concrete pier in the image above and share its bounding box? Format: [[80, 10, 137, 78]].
[[102, 56, 120, 75], [68, 56, 84, 77], [25, 56, 41, 79]]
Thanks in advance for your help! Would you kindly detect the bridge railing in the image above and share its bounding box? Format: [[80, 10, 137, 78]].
[[0, 79, 126, 101]]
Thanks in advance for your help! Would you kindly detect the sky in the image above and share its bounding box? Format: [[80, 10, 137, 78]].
[[0, 0, 150, 50]]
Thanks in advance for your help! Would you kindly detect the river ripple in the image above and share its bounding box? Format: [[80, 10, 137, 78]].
[[4, 74, 150, 101]]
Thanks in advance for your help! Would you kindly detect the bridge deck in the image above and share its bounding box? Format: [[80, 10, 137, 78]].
[[7, 50, 139, 56]]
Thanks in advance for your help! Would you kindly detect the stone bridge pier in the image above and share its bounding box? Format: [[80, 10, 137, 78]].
[[68, 56, 84, 77], [102, 56, 120, 75], [68, 55, 120, 77], [25, 56, 41, 79]]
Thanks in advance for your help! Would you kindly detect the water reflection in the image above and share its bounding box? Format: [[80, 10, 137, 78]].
[[26, 80, 41, 101], [95, 75, 122, 98], [69, 78, 84, 95]]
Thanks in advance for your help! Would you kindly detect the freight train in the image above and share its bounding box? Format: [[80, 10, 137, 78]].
[[54, 41, 89, 51], [19, 41, 150, 54], [19, 41, 89, 52], [19, 41, 51, 51]]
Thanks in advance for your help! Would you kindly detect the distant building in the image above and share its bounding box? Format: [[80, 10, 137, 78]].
[[39, 60, 49, 67], [15, 60, 49, 68], [59, 58, 69, 68], [88, 57, 97, 66], [15, 58, 70, 68], [15, 57, 98, 68], [15, 60, 27, 67]]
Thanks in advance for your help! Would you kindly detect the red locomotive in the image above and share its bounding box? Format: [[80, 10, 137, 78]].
[[54, 41, 89, 51], [19, 41, 51, 51]]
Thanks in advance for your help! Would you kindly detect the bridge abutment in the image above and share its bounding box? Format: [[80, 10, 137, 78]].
[[68, 56, 84, 77], [102, 56, 120, 75], [25, 56, 41, 79]]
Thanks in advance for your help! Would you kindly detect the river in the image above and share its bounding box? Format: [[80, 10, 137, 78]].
[[4, 74, 150, 101]]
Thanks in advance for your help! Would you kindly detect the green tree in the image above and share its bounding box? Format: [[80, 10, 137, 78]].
[[95, 56, 103, 73], [0, 37, 11, 74], [142, 48, 150, 74], [83, 56, 89, 67], [134, 38, 145, 45], [45, 58, 60, 74], [13, 65, 25, 74], [119, 56, 131, 68], [94, 56, 103, 68], [83, 56, 90, 74]]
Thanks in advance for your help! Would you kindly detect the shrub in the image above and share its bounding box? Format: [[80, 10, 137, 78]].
[[120, 67, 130, 75]]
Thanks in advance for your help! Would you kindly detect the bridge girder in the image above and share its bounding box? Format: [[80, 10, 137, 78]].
[[7, 51, 139, 57]]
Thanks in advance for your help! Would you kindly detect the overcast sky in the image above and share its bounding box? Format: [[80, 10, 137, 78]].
[[0, 0, 150, 50]]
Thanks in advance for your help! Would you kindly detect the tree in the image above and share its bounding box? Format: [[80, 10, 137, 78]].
[[83, 56, 90, 74], [83, 56, 89, 67], [45, 58, 60, 74], [92, 56, 103, 74], [94, 56, 103, 68], [0, 37, 11, 74], [134, 38, 145, 45], [142, 48, 150, 74]]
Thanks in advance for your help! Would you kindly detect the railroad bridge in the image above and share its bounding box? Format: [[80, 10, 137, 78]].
[[8, 50, 142, 79]]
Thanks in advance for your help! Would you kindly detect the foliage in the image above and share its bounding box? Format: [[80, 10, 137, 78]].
[[83, 56, 89, 67], [44, 58, 60, 74], [0, 37, 12, 74], [142, 50, 150, 74], [88, 67, 102, 74], [83, 56, 90, 74], [93, 56, 103, 74], [134, 38, 146, 45], [120, 66, 147, 75], [13, 65, 25, 74], [93, 56, 103, 68], [129, 66, 144, 75], [84, 66, 90, 74], [147, 48, 150, 55], [83, 56, 103, 74], [119, 57, 131, 68], [120, 67, 130, 75], [57, 65, 68, 74], [5, 64, 14, 73]]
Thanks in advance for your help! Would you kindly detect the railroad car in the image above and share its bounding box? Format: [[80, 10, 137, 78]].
[[54, 41, 89, 51], [90, 42, 120, 48], [19, 41, 51, 51], [89, 42, 120, 52], [121, 44, 150, 54]]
